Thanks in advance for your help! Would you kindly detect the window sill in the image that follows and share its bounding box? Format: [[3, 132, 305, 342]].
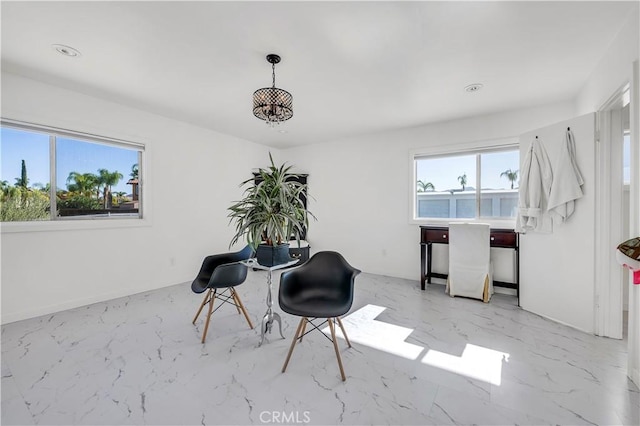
[[410, 217, 517, 230], [1, 217, 151, 233]]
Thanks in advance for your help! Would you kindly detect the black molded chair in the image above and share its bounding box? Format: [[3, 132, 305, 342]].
[[191, 245, 254, 343], [278, 251, 361, 381]]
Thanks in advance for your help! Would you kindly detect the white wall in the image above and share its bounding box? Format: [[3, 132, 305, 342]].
[[0, 72, 272, 324], [284, 101, 576, 282], [576, 5, 639, 114]]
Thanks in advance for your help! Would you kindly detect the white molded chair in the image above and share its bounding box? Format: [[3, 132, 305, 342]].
[[446, 223, 493, 302]]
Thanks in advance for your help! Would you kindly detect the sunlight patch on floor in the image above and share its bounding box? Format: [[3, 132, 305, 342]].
[[325, 304, 510, 385], [422, 343, 510, 385], [323, 304, 424, 360]]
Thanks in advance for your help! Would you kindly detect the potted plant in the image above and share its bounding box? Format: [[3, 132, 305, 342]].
[[228, 153, 313, 266]]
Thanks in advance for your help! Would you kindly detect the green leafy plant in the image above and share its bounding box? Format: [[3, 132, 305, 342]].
[[130, 163, 139, 179], [458, 173, 467, 190], [57, 194, 101, 210], [500, 169, 519, 189], [417, 180, 435, 192], [1, 190, 50, 222], [15, 159, 28, 188], [228, 153, 314, 249], [98, 168, 123, 208], [66, 171, 99, 199]]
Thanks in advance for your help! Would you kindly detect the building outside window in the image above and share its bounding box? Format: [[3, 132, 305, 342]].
[[414, 147, 519, 220], [1, 121, 143, 222]]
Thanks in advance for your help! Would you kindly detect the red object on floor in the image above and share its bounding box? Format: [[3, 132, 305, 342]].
[[634, 269, 640, 285]]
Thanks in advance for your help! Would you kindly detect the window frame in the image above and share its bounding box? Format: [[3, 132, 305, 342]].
[[1, 118, 148, 232], [409, 137, 519, 227], [623, 129, 631, 186]]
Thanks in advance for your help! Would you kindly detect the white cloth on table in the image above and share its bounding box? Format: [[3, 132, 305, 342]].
[[548, 129, 584, 222], [446, 223, 493, 303], [516, 137, 553, 233]]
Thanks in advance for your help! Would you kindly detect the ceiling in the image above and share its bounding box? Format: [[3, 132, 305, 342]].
[[1, 1, 635, 148]]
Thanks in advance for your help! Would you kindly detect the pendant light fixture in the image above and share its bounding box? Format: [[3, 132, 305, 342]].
[[253, 54, 293, 128]]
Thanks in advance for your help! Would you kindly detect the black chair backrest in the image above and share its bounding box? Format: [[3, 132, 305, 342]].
[[192, 245, 254, 292], [280, 251, 361, 304]]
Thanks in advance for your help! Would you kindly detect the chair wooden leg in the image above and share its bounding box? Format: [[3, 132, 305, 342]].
[[282, 318, 306, 373], [336, 317, 352, 348], [201, 290, 216, 344], [328, 317, 347, 381], [230, 289, 242, 314], [232, 288, 254, 329], [192, 290, 211, 324], [298, 318, 308, 342]]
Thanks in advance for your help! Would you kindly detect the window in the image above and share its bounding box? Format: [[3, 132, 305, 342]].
[[1, 121, 143, 222], [414, 146, 519, 220]]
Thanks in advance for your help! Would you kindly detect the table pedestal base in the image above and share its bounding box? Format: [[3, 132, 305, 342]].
[[260, 310, 285, 346], [241, 258, 299, 346]]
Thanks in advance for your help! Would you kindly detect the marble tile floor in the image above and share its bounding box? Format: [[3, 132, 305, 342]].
[[2, 271, 638, 425]]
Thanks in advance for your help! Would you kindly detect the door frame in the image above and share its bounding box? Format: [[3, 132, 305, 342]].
[[594, 84, 628, 339], [627, 60, 639, 387]]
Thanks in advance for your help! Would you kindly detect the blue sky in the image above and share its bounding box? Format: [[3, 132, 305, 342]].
[[1, 127, 137, 194]]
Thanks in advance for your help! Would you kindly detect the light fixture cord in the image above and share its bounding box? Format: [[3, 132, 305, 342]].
[[272, 63, 276, 88]]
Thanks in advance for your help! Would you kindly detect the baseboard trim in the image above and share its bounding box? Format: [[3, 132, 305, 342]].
[[519, 306, 594, 335]]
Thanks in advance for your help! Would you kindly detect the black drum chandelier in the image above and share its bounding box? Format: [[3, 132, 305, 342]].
[[253, 54, 293, 127]]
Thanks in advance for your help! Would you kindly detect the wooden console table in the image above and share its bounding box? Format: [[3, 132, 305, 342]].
[[420, 226, 520, 305]]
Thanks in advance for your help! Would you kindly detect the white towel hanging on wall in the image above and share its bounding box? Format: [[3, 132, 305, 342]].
[[547, 128, 584, 222], [516, 137, 554, 233]]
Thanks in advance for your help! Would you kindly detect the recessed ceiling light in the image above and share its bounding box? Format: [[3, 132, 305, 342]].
[[278, 130, 288, 134], [464, 83, 483, 93], [52, 44, 81, 58]]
